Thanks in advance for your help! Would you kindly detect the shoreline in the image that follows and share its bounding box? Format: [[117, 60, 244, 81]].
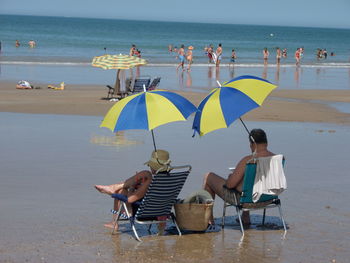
[[1, 81, 350, 125]]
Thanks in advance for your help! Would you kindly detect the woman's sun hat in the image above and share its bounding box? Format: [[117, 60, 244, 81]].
[[144, 149, 172, 173], [188, 46, 194, 50]]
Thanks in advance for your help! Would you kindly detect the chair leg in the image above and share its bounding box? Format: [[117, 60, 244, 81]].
[[171, 214, 182, 236], [262, 208, 266, 226], [222, 202, 227, 227], [236, 207, 245, 236], [131, 221, 142, 242], [278, 204, 287, 233], [148, 224, 152, 232]]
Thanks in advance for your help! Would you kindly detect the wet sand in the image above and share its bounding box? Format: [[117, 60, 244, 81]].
[[1, 64, 350, 262], [1, 82, 350, 125], [0, 113, 349, 263]]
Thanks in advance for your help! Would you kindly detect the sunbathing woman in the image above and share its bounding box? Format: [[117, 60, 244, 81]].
[[95, 149, 172, 229]]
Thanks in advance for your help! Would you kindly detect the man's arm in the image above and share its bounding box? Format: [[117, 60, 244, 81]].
[[226, 155, 250, 189]]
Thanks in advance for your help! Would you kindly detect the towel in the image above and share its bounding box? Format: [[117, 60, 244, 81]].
[[252, 154, 287, 203]]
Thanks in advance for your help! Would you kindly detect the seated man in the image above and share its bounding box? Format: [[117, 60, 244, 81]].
[[95, 149, 172, 229], [202, 129, 275, 226]]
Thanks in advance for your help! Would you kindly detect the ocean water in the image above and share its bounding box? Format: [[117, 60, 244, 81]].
[[1, 14, 350, 66]]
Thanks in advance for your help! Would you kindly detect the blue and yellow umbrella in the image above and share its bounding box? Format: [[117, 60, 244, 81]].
[[192, 75, 277, 136], [101, 90, 197, 150]]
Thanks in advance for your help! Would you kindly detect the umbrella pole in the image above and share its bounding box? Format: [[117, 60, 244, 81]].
[[239, 117, 250, 135], [151, 130, 157, 152]]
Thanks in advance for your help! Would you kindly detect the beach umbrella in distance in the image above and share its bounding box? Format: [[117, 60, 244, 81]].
[[100, 89, 197, 151], [92, 54, 147, 96], [192, 75, 277, 136]]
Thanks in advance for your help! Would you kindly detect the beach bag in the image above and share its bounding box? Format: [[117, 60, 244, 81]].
[[174, 202, 213, 231], [174, 190, 214, 231]]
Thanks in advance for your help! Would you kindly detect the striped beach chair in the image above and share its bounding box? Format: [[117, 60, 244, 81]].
[[111, 165, 191, 241]]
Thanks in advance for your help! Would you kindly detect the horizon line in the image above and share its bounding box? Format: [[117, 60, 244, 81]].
[[1, 13, 350, 31]]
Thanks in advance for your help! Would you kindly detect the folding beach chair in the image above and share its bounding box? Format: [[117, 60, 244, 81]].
[[110, 165, 191, 241], [222, 157, 287, 236], [148, 77, 161, 91], [131, 77, 151, 94]]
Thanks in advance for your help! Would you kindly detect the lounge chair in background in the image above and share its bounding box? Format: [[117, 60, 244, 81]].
[[222, 157, 287, 236], [110, 165, 191, 241], [148, 77, 161, 91], [131, 77, 151, 94]]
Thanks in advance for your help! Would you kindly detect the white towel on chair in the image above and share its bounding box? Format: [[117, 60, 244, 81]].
[[252, 154, 287, 203]]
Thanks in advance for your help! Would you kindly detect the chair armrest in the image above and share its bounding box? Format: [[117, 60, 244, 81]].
[[111, 193, 128, 202], [111, 193, 142, 206]]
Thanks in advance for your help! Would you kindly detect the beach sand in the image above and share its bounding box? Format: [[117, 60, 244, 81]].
[[1, 66, 350, 262], [1, 81, 350, 124], [0, 113, 349, 263]]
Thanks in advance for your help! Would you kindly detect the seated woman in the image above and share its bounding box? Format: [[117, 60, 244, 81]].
[[202, 129, 275, 226], [95, 149, 172, 229]]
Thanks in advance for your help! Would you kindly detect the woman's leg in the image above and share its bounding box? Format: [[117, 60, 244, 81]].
[[104, 188, 128, 229]]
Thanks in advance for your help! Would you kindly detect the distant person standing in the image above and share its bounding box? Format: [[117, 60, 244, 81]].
[[276, 47, 282, 64], [15, 40, 20, 47], [216, 43, 223, 67], [323, 49, 328, 59], [186, 46, 194, 71], [28, 40, 36, 48], [129, 44, 136, 56], [282, 48, 287, 58], [295, 48, 301, 66], [263, 48, 269, 65], [176, 44, 185, 71], [230, 49, 237, 65]]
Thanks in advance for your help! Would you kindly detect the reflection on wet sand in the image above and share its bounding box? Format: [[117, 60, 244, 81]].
[[90, 131, 143, 147], [275, 64, 280, 83], [294, 66, 300, 88], [262, 65, 267, 80]]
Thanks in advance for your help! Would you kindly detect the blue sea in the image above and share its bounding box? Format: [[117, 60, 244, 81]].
[[1, 14, 350, 66]]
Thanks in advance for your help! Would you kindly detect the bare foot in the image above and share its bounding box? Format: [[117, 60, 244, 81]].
[[94, 185, 113, 195], [104, 221, 118, 230]]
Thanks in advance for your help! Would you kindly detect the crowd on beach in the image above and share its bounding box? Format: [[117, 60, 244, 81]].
[[166, 43, 339, 69]]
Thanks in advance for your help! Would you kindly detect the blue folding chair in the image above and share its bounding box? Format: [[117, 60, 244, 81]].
[[222, 158, 287, 236], [111, 165, 191, 241]]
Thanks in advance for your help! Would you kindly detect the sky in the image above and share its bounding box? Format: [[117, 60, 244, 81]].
[[1, 0, 350, 29]]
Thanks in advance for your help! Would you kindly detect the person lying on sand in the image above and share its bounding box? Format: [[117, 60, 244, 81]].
[[95, 149, 172, 230], [202, 129, 276, 226]]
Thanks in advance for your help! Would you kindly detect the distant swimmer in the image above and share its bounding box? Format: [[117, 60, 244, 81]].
[[263, 47, 269, 65], [28, 40, 36, 48], [276, 47, 282, 64], [168, 44, 173, 52], [15, 40, 20, 47]]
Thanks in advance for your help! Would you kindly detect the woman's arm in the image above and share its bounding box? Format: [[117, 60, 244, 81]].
[[127, 174, 152, 203]]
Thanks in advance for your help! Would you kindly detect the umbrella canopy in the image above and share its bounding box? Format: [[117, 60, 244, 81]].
[[100, 90, 197, 150], [192, 75, 277, 136], [92, 54, 147, 70]]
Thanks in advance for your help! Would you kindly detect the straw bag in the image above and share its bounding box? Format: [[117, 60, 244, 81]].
[[174, 202, 213, 231]]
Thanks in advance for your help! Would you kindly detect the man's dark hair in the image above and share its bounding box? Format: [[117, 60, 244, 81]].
[[249, 129, 268, 144]]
